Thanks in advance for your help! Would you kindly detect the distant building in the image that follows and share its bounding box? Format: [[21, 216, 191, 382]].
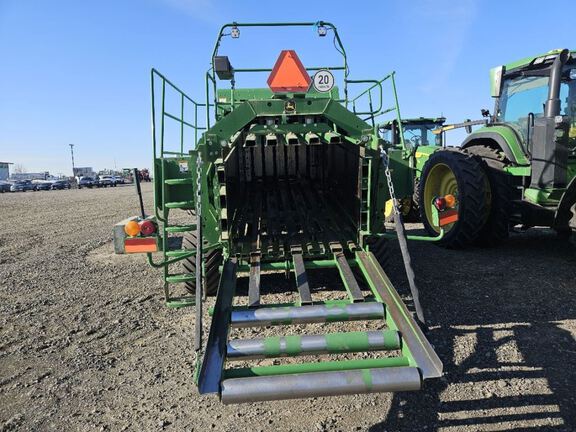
[[10, 172, 50, 181], [0, 162, 12, 180]]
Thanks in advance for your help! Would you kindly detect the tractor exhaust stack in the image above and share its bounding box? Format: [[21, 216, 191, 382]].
[[545, 49, 570, 118], [531, 49, 571, 189]]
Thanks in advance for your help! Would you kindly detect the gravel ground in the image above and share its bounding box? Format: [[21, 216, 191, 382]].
[[1, 184, 576, 432]]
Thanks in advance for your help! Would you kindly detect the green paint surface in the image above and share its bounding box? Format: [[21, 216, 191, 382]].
[[361, 369, 373, 390], [223, 356, 410, 379], [468, 125, 529, 165], [284, 335, 302, 355], [263, 336, 282, 356], [325, 331, 369, 351]]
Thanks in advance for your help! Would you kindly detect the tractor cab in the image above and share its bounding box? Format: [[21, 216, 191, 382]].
[[381, 117, 446, 149], [492, 49, 576, 183], [493, 51, 576, 128]]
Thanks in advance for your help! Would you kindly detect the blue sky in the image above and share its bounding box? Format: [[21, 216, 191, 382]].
[[0, 0, 573, 175]]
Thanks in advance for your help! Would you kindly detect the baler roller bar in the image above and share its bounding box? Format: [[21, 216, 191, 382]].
[[220, 366, 421, 404], [226, 329, 401, 360], [230, 302, 384, 328]]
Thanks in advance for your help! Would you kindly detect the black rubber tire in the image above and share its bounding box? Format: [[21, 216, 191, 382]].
[[182, 232, 222, 295], [386, 178, 421, 224], [419, 149, 489, 248], [404, 177, 421, 223], [464, 145, 514, 247]]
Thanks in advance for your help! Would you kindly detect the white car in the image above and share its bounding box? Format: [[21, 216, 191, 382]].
[[99, 175, 117, 187]]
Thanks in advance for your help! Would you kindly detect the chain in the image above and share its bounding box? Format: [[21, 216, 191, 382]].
[[194, 152, 203, 352], [379, 145, 426, 325], [380, 146, 401, 217], [196, 153, 202, 219]]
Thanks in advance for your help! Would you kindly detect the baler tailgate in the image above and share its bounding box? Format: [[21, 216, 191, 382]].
[[197, 251, 442, 404]]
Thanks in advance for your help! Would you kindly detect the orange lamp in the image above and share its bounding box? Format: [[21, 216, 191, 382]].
[[444, 194, 456, 208], [124, 220, 141, 237]]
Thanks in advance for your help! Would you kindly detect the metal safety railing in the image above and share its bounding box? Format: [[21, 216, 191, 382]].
[[205, 21, 349, 128], [151, 68, 208, 157], [347, 72, 404, 136]]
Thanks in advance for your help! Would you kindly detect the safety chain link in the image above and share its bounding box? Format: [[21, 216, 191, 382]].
[[380, 145, 401, 217], [196, 153, 202, 220], [194, 152, 203, 352]]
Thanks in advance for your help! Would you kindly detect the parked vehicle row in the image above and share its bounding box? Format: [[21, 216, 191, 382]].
[[77, 175, 124, 189], [10, 180, 38, 192], [1, 175, 127, 193], [0, 181, 13, 192], [0, 179, 72, 192]]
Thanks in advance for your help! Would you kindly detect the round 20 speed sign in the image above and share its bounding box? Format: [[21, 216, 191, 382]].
[[312, 69, 335, 93]]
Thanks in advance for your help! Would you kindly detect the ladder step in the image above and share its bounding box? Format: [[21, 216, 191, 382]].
[[221, 365, 421, 404], [165, 200, 195, 209], [166, 273, 195, 283], [230, 302, 384, 328], [165, 178, 194, 185], [165, 250, 196, 258], [227, 330, 401, 360], [165, 224, 196, 233], [165, 296, 195, 308]]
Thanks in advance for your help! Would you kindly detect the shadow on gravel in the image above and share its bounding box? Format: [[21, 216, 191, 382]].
[[369, 228, 576, 431]]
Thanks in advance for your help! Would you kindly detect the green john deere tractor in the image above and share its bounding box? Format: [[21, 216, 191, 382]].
[[380, 117, 446, 220], [419, 48, 576, 248]]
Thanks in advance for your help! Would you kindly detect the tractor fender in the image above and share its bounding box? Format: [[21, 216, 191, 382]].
[[554, 175, 576, 230], [461, 126, 530, 166]]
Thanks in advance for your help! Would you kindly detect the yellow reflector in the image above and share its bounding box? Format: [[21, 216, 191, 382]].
[[124, 220, 141, 237], [444, 194, 456, 208], [384, 199, 394, 218]]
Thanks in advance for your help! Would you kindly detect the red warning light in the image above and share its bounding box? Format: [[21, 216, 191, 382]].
[[267, 50, 311, 93]]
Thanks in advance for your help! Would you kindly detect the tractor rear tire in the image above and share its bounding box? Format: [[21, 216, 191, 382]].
[[182, 232, 222, 296], [464, 145, 514, 247], [419, 149, 489, 248], [404, 177, 421, 223]]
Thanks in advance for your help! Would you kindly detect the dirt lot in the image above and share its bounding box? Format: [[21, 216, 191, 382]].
[[1, 184, 576, 431]]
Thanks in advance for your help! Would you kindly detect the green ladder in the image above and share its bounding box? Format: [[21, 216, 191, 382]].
[[158, 156, 199, 308]]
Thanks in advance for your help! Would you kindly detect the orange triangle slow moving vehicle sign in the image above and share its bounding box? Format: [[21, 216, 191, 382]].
[[267, 50, 311, 93]]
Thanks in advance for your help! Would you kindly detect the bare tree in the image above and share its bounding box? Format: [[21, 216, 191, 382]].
[[13, 164, 26, 174]]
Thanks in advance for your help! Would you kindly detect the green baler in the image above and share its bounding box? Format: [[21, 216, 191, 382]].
[[114, 22, 446, 403]]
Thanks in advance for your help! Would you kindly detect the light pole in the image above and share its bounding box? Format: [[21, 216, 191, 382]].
[[69, 144, 75, 177]]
